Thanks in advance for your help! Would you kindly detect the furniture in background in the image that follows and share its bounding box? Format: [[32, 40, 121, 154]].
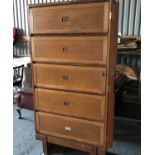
[[13, 65, 24, 87], [13, 64, 24, 118], [28, 1, 118, 155], [14, 88, 33, 119], [13, 57, 33, 118], [13, 57, 32, 88], [116, 37, 141, 120]]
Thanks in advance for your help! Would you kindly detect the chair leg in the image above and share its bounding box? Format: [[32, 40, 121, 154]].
[[16, 108, 22, 119], [14, 93, 22, 119]]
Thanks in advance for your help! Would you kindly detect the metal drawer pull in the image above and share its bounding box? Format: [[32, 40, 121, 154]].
[[63, 47, 69, 52], [64, 101, 71, 106], [65, 126, 72, 131], [62, 16, 69, 22], [63, 75, 70, 80]]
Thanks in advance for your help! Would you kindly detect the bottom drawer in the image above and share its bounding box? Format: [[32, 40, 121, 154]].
[[36, 112, 105, 146]]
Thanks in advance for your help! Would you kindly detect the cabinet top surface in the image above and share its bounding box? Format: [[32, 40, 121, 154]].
[[28, 0, 113, 8]]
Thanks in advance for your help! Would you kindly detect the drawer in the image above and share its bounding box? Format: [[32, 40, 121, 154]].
[[31, 36, 108, 65], [35, 88, 106, 121], [29, 2, 109, 34], [36, 112, 105, 146], [33, 64, 106, 94]]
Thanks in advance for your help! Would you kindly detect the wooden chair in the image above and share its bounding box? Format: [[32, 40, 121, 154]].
[[13, 64, 24, 87]]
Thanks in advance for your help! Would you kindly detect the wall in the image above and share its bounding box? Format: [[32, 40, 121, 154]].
[[13, 0, 141, 56]]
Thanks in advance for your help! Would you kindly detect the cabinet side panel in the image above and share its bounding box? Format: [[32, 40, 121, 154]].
[[106, 2, 119, 147]]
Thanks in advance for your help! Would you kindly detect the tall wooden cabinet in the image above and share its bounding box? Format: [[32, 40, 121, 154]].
[[28, 0, 118, 154]]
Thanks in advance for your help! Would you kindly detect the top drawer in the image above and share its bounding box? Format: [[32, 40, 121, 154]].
[[29, 2, 109, 34]]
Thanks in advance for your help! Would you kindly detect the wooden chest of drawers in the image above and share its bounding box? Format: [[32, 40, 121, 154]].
[[28, 1, 118, 155]]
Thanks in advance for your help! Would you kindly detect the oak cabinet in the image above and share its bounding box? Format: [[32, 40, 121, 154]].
[[29, 1, 118, 154]]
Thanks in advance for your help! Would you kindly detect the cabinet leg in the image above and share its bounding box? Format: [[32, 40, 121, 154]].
[[97, 147, 106, 155], [90, 146, 97, 155], [42, 139, 48, 155]]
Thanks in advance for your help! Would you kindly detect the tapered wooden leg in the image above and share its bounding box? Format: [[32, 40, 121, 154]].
[[90, 146, 97, 155], [97, 147, 106, 155], [42, 138, 48, 155], [36, 134, 50, 155]]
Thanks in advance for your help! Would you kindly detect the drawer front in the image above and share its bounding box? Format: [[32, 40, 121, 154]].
[[29, 2, 109, 34], [36, 112, 105, 146], [35, 88, 106, 121], [33, 64, 106, 94], [31, 36, 108, 65]]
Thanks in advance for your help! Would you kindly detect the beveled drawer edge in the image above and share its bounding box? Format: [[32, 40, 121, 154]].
[[34, 85, 106, 96], [31, 35, 108, 40], [28, 1, 109, 9], [36, 110, 105, 123], [33, 63, 107, 71], [30, 33, 109, 36], [34, 86, 106, 96], [37, 111, 105, 126], [32, 60, 107, 68]]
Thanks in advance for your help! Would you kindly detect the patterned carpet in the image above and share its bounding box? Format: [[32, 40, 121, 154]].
[[13, 105, 141, 155]]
